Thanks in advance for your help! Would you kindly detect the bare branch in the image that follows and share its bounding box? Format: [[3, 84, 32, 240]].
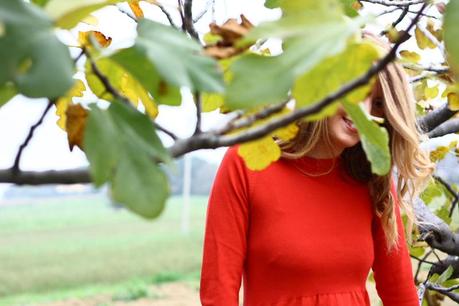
[[360, 0, 427, 7], [193, 0, 214, 23], [380, 5, 409, 35], [216, 99, 290, 135], [427, 118, 459, 139], [154, 2, 180, 29], [12, 100, 54, 173], [433, 175, 459, 218], [418, 103, 457, 133], [116, 4, 137, 22], [193, 92, 202, 135], [426, 282, 459, 302], [0, 168, 91, 185], [183, 0, 199, 41]]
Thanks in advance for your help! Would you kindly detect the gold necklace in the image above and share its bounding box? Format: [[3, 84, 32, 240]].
[[291, 158, 337, 177]]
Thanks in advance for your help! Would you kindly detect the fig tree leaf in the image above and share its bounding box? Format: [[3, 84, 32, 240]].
[[342, 101, 391, 175], [115, 19, 224, 93], [44, 0, 121, 29], [84, 102, 171, 219], [0, 0, 73, 98], [112, 150, 169, 219], [444, 0, 459, 75], [293, 41, 380, 120], [0, 83, 17, 108], [237, 135, 282, 171]]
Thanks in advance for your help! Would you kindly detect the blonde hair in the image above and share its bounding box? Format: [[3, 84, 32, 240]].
[[276, 31, 435, 252]]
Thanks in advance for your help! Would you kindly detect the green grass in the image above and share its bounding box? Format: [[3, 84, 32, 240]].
[[0, 194, 208, 304]]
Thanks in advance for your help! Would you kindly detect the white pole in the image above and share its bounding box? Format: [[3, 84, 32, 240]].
[[181, 153, 192, 234]]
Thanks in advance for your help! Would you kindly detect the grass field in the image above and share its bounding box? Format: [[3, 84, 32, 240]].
[[0, 194, 454, 306], [0, 194, 208, 305]]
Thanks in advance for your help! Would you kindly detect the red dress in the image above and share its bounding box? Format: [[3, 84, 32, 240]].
[[200, 144, 419, 306]]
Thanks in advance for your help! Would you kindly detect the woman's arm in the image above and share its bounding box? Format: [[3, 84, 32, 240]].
[[371, 180, 419, 306], [200, 145, 250, 306]]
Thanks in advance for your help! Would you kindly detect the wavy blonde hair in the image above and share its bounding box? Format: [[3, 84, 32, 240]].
[[276, 31, 435, 252]]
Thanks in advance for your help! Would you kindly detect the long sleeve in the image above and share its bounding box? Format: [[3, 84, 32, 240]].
[[200, 145, 250, 306], [371, 180, 419, 306]]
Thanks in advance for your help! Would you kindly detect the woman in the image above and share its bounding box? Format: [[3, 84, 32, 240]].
[[199, 31, 434, 305]]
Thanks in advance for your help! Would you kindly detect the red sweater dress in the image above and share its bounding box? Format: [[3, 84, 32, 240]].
[[200, 144, 419, 306]]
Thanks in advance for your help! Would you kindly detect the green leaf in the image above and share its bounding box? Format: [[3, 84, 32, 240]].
[[116, 19, 224, 93], [445, 0, 459, 76], [293, 41, 380, 120], [342, 101, 391, 175], [112, 150, 169, 219], [437, 265, 454, 285], [264, 0, 282, 9], [225, 0, 370, 109], [31, 0, 51, 7], [0, 82, 17, 108], [0, 0, 73, 98], [84, 105, 119, 186], [44, 0, 120, 29], [84, 102, 171, 219]]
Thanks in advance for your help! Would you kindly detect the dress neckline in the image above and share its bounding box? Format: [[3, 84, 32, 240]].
[[287, 154, 342, 177]]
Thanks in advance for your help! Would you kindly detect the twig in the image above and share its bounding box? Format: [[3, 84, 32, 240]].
[[380, 6, 409, 35], [154, 122, 178, 140], [11, 100, 54, 173], [433, 175, 459, 218], [155, 2, 180, 29], [183, 0, 199, 41], [116, 4, 137, 22], [216, 99, 290, 135], [193, 0, 214, 23], [360, 0, 426, 6], [0, 168, 91, 185], [193, 92, 202, 135], [426, 282, 459, 302]]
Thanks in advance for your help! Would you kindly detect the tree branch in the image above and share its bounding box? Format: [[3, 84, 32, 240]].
[[427, 118, 459, 139], [193, 92, 202, 135], [183, 0, 199, 41], [418, 103, 457, 133], [12, 100, 54, 173], [154, 2, 180, 29], [360, 0, 427, 7], [0, 168, 91, 185]]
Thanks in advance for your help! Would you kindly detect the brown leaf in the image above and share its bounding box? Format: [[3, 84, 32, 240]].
[[66, 104, 88, 151], [204, 14, 254, 59]]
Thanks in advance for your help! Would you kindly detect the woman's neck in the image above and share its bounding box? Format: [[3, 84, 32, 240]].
[[305, 142, 343, 159]]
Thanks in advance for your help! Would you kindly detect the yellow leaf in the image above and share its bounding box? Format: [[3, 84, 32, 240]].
[[415, 25, 436, 49], [424, 83, 439, 100], [120, 73, 159, 118], [55, 79, 86, 130], [78, 31, 112, 48], [128, 0, 144, 19], [81, 14, 98, 26], [238, 136, 281, 171], [202, 92, 224, 112], [430, 146, 449, 162], [447, 92, 459, 111], [273, 123, 299, 142], [65, 104, 88, 151], [399, 50, 421, 63]]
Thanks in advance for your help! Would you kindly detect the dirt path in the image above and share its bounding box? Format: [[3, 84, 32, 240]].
[[37, 282, 200, 306]]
